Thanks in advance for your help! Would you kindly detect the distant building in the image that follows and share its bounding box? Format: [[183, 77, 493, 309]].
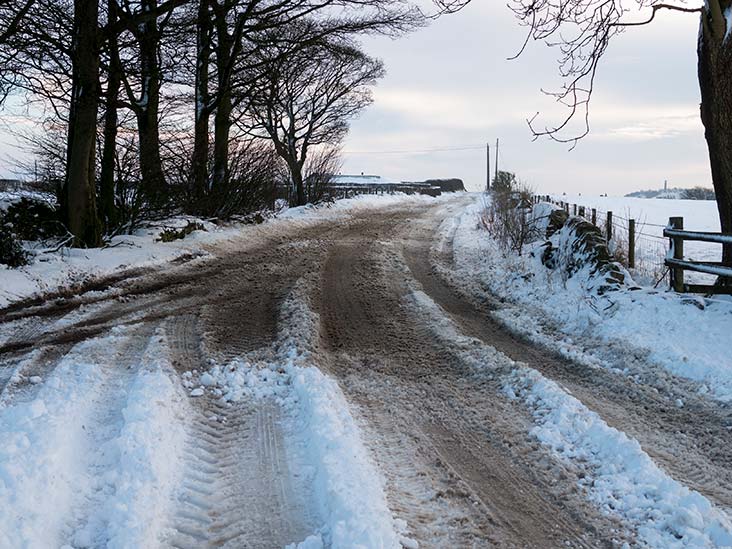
[[331, 174, 402, 186]]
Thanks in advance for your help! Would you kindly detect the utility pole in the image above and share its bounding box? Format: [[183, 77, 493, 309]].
[[495, 138, 499, 183], [486, 142, 490, 191]]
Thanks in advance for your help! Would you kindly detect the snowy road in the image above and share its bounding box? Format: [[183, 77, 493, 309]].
[[0, 194, 731, 547]]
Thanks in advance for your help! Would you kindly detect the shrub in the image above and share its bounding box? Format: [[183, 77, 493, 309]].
[[482, 179, 538, 254], [3, 197, 64, 241], [0, 224, 29, 267], [157, 221, 205, 243]]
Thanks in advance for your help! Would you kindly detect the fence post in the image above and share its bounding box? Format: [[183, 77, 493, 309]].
[[669, 217, 685, 293], [591, 208, 597, 226], [606, 211, 613, 241], [573, 204, 577, 216], [579, 206, 585, 218], [628, 219, 635, 269], [564, 202, 569, 213]]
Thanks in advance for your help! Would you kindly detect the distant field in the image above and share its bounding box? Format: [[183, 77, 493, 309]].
[[550, 194, 722, 284]]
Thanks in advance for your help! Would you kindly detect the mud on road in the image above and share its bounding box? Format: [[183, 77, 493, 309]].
[[0, 195, 729, 547]]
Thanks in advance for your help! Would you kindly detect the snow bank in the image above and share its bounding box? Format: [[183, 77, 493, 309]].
[[0, 332, 120, 548], [74, 330, 188, 549], [448, 195, 732, 402], [506, 369, 732, 548], [203, 282, 404, 549], [0, 327, 187, 548], [407, 287, 732, 548]]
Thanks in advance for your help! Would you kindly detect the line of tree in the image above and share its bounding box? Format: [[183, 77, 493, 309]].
[[0, 0, 430, 247]]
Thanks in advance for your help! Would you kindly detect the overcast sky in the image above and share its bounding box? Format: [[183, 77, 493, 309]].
[[341, 2, 708, 195], [0, 2, 708, 197]]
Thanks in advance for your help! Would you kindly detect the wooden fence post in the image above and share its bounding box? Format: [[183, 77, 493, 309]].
[[591, 208, 597, 226], [628, 219, 635, 269], [573, 204, 577, 216], [579, 206, 585, 218], [606, 211, 613, 241], [669, 216, 685, 293]]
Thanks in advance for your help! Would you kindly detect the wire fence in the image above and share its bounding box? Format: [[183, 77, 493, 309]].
[[534, 195, 670, 286]]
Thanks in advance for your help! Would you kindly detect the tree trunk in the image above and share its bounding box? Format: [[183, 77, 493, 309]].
[[65, 0, 102, 247], [698, 5, 732, 272], [99, 0, 121, 231], [289, 161, 306, 206], [191, 0, 211, 213], [135, 0, 166, 210], [211, 9, 233, 199], [212, 87, 231, 196]]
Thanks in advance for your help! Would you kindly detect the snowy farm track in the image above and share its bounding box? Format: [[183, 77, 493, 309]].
[[1, 194, 731, 547], [316, 206, 622, 548]]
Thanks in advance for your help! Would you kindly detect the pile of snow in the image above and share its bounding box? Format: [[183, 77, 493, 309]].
[[506, 368, 732, 548], [196, 281, 409, 549], [0, 193, 445, 309], [447, 195, 732, 402], [407, 287, 732, 548], [73, 329, 188, 549], [0, 327, 187, 548]]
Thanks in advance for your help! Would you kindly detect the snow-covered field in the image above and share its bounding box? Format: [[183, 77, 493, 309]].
[[551, 193, 722, 283], [443, 194, 732, 402]]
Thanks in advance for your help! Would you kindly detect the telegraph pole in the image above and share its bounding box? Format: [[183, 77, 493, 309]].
[[486, 142, 491, 191], [495, 138, 499, 182]]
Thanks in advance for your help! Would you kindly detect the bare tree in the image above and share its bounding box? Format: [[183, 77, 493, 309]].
[[241, 37, 383, 206], [188, 0, 422, 214]]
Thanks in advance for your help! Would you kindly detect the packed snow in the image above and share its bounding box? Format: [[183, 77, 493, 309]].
[[445, 194, 732, 402], [0, 326, 187, 548]]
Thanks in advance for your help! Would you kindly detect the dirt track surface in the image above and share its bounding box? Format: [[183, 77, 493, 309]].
[[1, 195, 730, 547]]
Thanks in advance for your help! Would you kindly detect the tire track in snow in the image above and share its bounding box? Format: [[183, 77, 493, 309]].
[[0, 326, 167, 548], [165, 315, 317, 549], [408, 285, 732, 547], [62, 323, 157, 547]]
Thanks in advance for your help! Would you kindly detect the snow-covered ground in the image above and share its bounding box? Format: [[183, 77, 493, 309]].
[[0, 190, 55, 211], [443, 194, 732, 402], [0, 193, 443, 309], [0, 325, 188, 548]]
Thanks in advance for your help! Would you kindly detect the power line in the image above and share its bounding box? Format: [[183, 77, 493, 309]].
[[342, 144, 486, 155]]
